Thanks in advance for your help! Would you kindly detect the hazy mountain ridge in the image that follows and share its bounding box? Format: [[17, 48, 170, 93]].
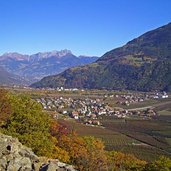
[[0, 50, 98, 83], [0, 66, 27, 85], [31, 22, 171, 91]]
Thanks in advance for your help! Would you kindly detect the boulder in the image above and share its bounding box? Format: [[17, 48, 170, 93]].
[[0, 133, 77, 171]]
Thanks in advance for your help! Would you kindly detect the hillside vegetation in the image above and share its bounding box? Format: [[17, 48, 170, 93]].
[[31, 22, 171, 91]]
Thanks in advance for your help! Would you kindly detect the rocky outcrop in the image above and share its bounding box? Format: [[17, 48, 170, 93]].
[[0, 133, 76, 171], [39, 160, 76, 171]]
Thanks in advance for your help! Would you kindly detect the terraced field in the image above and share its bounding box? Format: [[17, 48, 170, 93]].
[[102, 117, 171, 158], [59, 118, 171, 161]]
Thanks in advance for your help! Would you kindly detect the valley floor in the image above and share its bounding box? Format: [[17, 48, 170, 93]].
[[5, 86, 171, 161]]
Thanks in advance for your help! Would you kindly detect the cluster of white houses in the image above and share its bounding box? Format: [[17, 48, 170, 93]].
[[115, 94, 145, 106], [153, 92, 169, 99], [114, 92, 169, 106], [36, 96, 158, 125]]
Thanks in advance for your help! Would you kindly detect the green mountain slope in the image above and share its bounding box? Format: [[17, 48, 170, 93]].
[[31, 22, 171, 91]]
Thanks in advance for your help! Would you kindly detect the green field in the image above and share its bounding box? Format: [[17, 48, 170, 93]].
[[59, 118, 171, 161]]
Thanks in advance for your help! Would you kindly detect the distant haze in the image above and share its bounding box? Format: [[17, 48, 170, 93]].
[[0, 50, 98, 84]]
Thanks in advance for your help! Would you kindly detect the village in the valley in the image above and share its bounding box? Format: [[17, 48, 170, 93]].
[[35, 88, 169, 126]]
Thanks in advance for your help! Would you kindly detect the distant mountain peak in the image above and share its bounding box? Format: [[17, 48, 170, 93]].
[[0, 52, 29, 61], [0, 49, 98, 84], [3, 52, 21, 56], [32, 49, 73, 59], [59, 49, 72, 55]]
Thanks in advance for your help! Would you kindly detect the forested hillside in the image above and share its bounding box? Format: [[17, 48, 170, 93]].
[[31, 22, 171, 91]]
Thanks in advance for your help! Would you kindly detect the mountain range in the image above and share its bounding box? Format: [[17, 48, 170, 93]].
[[31, 22, 171, 92], [0, 50, 98, 84]]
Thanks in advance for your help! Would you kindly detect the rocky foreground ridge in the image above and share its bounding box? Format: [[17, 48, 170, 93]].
[[0, 133, 76, 171]]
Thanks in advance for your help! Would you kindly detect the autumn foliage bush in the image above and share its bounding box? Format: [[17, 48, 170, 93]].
[[0, 89, 11, 125]]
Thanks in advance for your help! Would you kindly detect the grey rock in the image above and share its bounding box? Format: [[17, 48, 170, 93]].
[[0, 133, 77, 171], [39, 160, 77, 171], [0, 133, 37, 171], [57, 161, 67, 167]]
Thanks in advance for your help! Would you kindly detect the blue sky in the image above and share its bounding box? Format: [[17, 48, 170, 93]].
[[0, 0, 171, 56]]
